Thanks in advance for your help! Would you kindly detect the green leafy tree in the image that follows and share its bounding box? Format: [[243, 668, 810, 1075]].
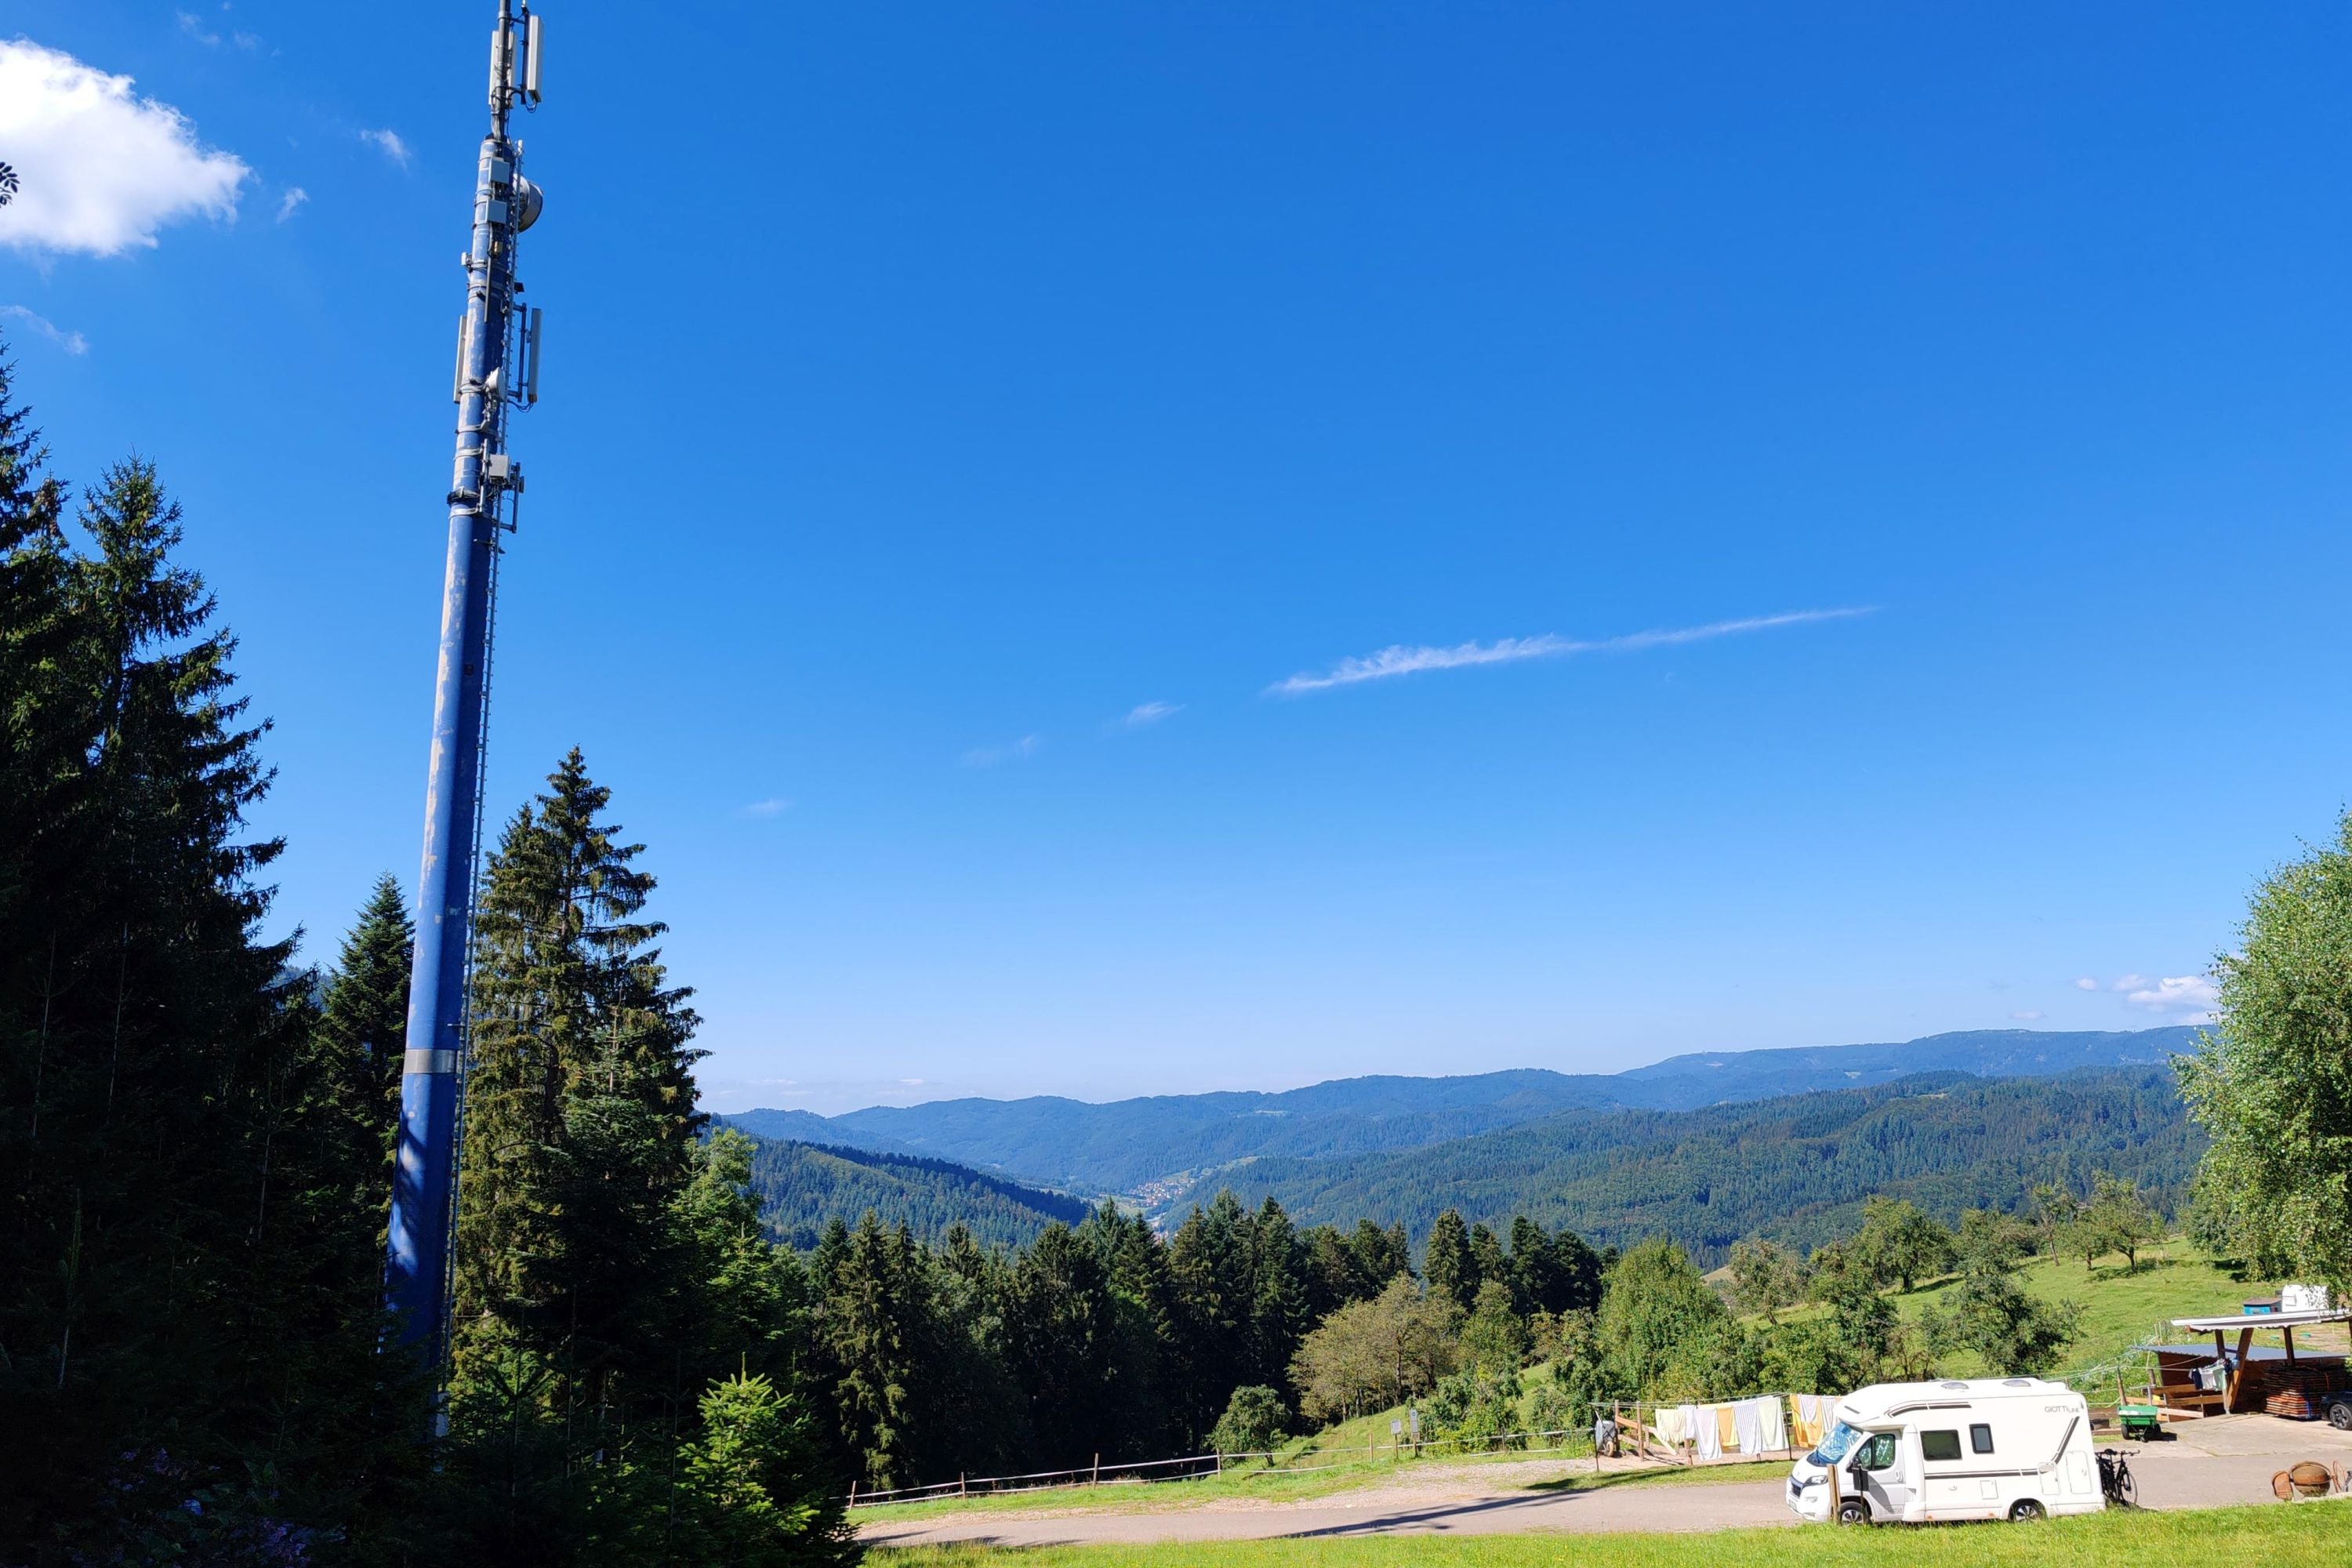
[[2085, 1172, 2164, 1273], [1922, 1268, 2080, 1377], [2179, 815, 2352, 1297], [1952, 1207, 2036, 1274], [1287, 1276, 1459, 1423], [1851, 1196, 1956, 1292], [1460, 1279, 1530, 1373], [1726, 1237, 1803, 1320], [1208, 1385, 1288, 1458], [1594, 1236, 1726, 1394]]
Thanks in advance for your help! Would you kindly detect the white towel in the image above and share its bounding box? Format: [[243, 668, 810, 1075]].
[[1694, 1404, 1725, 1460], [1755, 1396, 1789, 1453], [1731, 1398, 1762, 1454]]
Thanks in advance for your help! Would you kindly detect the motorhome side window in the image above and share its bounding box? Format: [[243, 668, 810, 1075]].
[[1969, 1424, 1994, 1454], [1857, 1433, 1897, 1471], [1919, 1429, 1962, 1462]]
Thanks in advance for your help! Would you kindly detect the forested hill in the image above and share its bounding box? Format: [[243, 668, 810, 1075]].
[[723, 1027, 2200, 1193], [741, 1137, 1090, 1250], [1204, 1066, 2200, 1266]]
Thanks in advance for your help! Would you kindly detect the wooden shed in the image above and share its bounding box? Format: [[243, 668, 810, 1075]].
[[2143, 1309, 2351, 1419]]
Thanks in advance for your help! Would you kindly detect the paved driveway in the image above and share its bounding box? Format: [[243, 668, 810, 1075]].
[[862, 1417, 2352, 1549]]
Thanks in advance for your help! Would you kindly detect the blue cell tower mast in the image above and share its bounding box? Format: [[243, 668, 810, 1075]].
[[387, 0, 546, 1374]]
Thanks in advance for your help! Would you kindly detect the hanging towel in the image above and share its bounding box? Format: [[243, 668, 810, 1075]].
[[1654, 1404, 1691, 1446], [1753, 1396, 1789, 1454], [1694, 1405, 1726, 1460], [1732, 1397, 1765, 1454], [1791, 1394, 1826, 1448]]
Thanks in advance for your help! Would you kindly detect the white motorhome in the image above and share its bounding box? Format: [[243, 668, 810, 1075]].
[[1786, 1378, 2102, 1525]]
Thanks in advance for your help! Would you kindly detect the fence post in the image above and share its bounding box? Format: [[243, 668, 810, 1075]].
[[848, 1480, 858, 1509], [1092, 1453, 1101, 1487], [960, 1472, 967, 1498]]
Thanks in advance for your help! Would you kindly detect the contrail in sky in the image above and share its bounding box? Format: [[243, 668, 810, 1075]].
[[1269, 607, 1875, 695]]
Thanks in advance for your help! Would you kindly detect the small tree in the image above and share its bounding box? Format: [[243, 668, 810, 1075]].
[[2085, 1173, 2164, 1273], [675, 1372, 858, 1566], [1460, 1279, 1529, 1373], [1852, 1196, 1957, 1293], [1209, 1385, 1288, 1460], [1922, 1269, 2080, 1377], [1952, 1208, 2036, 1275], [1726, 1238, 1803, 1320]]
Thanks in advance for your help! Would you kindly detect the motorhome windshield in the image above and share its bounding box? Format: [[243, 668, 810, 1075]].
[[1807, 1421, 1862, 1467]]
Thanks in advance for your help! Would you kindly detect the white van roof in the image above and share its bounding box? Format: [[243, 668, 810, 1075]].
[[1835, 1377, 2076, 1422]]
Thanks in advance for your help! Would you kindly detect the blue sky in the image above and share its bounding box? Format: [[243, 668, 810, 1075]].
[[5, 3, 2348, 1113]]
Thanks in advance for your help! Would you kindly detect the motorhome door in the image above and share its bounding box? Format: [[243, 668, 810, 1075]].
[[1851, 1431, 1912, 1519]]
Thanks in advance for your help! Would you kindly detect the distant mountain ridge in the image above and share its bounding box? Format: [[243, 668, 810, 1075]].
[[1208, 1065, 2201, 1265], [719, 1026, 2201, 1198]]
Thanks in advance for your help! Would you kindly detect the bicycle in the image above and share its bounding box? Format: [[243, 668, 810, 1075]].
[[2096, 1446, 2136, 1507]]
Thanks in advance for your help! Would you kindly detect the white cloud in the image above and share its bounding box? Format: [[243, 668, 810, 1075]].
[[2125, 975, 2217, 1018], [358, 128, 412, 168], [175, 10, 220, 46], [2074, 977, 2099, 991], [2111, 974, 2148, 993], [1122, 701, 1181, 729], [275, 187, 307, 223], [960, 735, 1040, 768], [739, 797, 792, 818], [2010, 1010, 2044, 1021], [1270, 608, 1874, 695], [0, 305, 88, 354], [0, 41, 249, 257]]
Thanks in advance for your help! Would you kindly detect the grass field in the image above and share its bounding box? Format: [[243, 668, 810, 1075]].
[[865, 1503, 2345, 1567], [1885, 1242, 2343, 1385]]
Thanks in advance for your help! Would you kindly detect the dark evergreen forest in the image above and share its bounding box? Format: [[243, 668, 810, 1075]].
[[1218, 1068, 2203, 1265], [744, 1140, 1088, 1250]]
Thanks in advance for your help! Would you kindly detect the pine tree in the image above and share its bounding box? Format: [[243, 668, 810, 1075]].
[[318, 872, 416, 1149], [452, 748, 705, 1412], [1006, 1221, 1120, 1467], [1243, 1197, 1311, 1401], [1423, 1209, 1476, 1307], [820, 1212, 927, 1488], [1169, 1191, 1254, 1443], [0, 447, 329, 1552], [673, 1373, 856, 1566]]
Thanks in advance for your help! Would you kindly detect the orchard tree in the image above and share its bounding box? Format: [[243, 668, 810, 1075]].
[[1726, 1237, 1804, 1320], [1852, 1196, 1956, 1292]]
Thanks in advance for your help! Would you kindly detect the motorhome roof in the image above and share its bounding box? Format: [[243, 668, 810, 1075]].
[[1835, 1377, 2073, 1420]]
